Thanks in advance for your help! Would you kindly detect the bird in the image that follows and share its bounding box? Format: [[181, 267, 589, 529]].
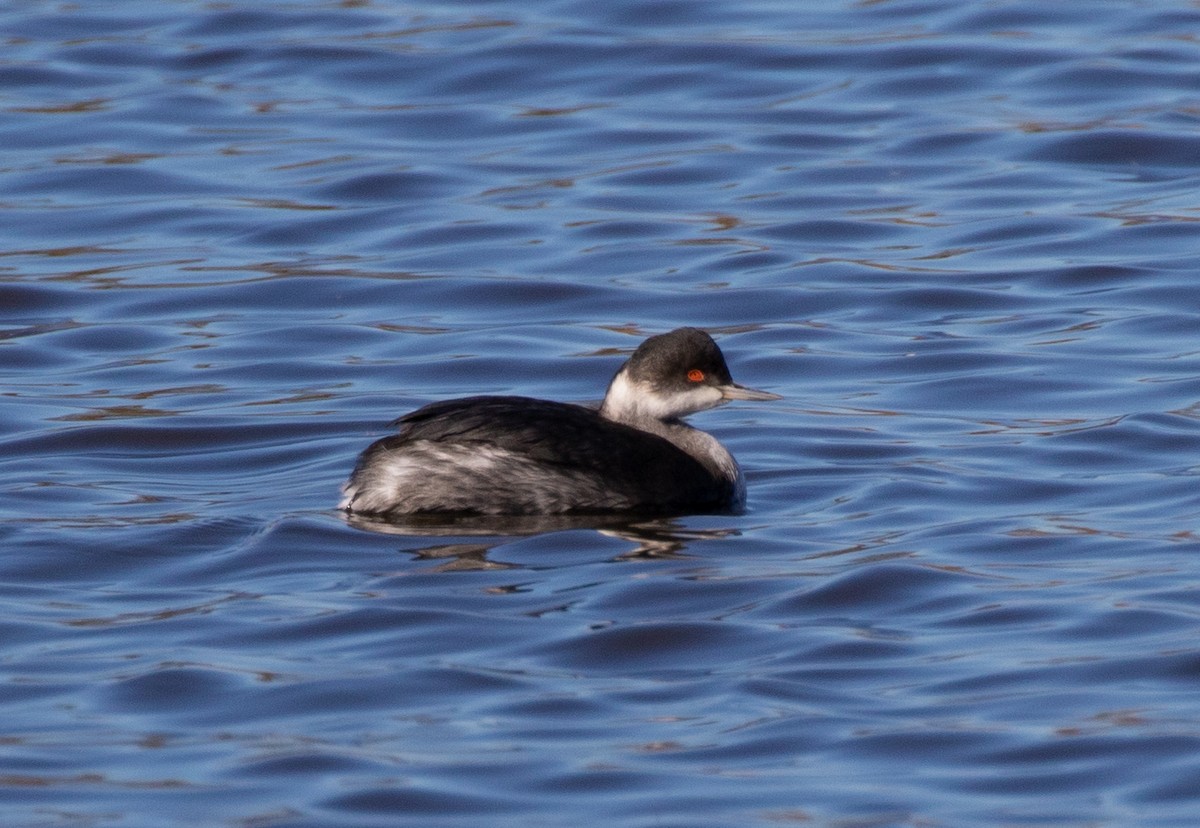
[[340, 327, 779, 516]]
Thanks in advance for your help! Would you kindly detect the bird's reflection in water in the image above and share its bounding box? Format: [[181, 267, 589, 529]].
[[344, 511, 742, 571]]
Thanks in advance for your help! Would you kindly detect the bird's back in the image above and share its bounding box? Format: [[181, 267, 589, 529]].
[[342, 396, 736, 515]]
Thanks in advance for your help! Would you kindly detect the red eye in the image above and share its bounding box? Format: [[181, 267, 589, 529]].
[[687, 369, 704, 382]]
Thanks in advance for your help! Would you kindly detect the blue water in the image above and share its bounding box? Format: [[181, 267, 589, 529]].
[[4, 0, 1200, 825]]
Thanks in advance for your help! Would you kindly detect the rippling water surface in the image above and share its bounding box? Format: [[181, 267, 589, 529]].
[[5, 0, 1200, 825]]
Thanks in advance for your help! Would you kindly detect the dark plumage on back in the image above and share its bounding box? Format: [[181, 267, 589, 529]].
[[349, 396, 731, 514]]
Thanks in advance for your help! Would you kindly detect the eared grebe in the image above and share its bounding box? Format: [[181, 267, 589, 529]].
[[340, 327, 780, 516]]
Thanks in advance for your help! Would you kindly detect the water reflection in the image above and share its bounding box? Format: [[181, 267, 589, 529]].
[[346, 510, 744, 568]]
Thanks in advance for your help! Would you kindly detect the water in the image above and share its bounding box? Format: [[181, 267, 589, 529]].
[[4, 0, 1200, 824]]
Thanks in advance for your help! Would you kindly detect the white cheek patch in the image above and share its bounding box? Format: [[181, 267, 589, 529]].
[[669, 385, 724, 417], [602, 370, 724, 421]]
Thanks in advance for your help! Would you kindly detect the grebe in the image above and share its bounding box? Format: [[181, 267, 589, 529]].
[[340, 327, 780, 516]]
